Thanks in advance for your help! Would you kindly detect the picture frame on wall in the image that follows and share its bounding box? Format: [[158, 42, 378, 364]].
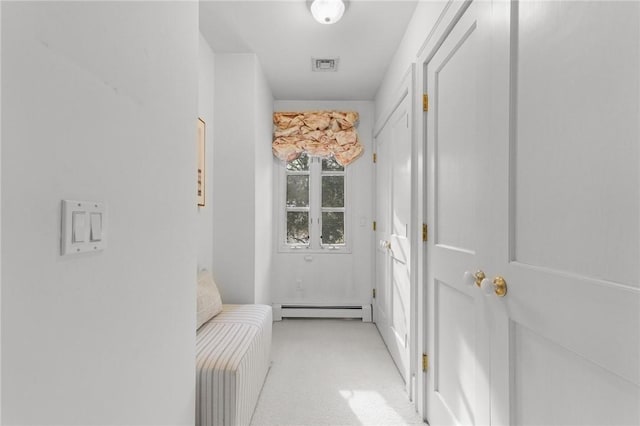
[[197, 118, 206, 207]]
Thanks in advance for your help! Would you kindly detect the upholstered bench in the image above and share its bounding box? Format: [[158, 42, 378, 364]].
[[196, 272, 272, 426]]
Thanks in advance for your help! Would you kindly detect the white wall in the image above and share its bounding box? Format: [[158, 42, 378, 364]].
[[2, 3, 198, 424], [254, 60, 275, 306], [272, 100, 374, 306], [375, 1, 448, 122], [213, 54, 256, 303], [213, 54, 273, 304], [198, 34, 215, 272], [0, 1, 3, 420]]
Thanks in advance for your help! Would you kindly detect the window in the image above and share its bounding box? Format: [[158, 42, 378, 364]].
[[281, 154, 348, 252]]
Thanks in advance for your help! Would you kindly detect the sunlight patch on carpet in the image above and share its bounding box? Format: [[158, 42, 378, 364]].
[[339, 390, 409, 425]]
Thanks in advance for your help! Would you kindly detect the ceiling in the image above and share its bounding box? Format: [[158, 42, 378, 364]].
[[199, 1, 418, 101]]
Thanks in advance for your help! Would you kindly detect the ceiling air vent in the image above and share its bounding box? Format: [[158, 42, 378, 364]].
[[312, 57, 339, 72]]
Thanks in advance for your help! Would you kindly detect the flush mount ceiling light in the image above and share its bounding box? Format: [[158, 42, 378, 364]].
[[310, 0, 346, 25]]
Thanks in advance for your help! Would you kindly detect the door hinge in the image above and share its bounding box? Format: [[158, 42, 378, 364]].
[[373, 152, 377, 163], [422, 223, 428, 242], [373, 221, 377, 231], [373, 288, 376, 299], [423, 94, 429, 112], [422, 354, 429, 372]]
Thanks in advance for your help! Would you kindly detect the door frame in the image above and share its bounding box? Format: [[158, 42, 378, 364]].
[[373, 63, 417, 398], [414, 0, 474, 419]]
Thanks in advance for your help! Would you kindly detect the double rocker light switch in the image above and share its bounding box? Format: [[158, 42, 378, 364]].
[[61, 200, 106, 256]]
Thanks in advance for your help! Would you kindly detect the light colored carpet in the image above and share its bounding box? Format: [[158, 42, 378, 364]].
[[250, 319, 424, 426]]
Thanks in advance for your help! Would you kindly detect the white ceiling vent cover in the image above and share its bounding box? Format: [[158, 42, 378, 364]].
[[312, 57, 339, 72]]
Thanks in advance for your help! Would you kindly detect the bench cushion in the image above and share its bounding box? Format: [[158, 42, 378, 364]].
[[196, 304, 272, 426]]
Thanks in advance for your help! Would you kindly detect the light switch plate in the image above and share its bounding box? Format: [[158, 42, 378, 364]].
[[61, 200, 106, 255]]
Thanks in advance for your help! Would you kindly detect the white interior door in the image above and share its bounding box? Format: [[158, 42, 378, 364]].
[[425, 1, 492, 424], [390, 94, 412, 385], [375, 93, 412, 386], [425, 1, 640, 425], [487, 1, 640, 424], [375, 118, 392, 355]]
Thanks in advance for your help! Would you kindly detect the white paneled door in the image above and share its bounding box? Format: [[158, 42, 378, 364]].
[[425, 1, 639, 425], [425, 1, 492, 424], [375, 92, 412, 388]]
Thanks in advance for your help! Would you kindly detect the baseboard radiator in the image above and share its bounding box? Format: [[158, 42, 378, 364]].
[[272, 304, 372, 322]]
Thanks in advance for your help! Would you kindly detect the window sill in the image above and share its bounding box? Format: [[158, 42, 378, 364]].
[[278, 246, 351, 254]]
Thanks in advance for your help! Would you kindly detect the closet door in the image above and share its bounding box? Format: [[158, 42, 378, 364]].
[[375, 92, 413, 387], [388, 93, 412, 386], [426, 1, 639, 425], [487, 1, 640, 424], [374, 119, 393, 370], [424, 1, 493, 424]]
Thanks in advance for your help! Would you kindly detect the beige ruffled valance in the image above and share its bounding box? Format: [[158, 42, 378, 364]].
[[272, 111, 364, 166]]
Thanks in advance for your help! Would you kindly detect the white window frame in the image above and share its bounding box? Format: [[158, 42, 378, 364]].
[[278, 156, 351, 253]]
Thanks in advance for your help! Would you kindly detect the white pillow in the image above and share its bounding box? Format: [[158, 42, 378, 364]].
[[197, 270, 223, 329]]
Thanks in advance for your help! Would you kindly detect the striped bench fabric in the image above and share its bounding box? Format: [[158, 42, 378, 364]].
[[196, 304, 272, 426]]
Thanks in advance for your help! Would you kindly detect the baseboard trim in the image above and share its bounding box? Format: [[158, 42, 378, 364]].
[[273, 304, 372, 322]]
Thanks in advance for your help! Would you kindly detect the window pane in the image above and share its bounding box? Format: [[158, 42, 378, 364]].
[[322, 212, 345, 245], [322, 176, 344, 207], [322, 157, 344, 171], [287, 212, 309, 245], [287, 154, 310, 171], [287, 175, 309, 207]]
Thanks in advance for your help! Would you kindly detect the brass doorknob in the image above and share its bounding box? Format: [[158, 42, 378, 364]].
[[473, 270, 486, 288], [481, 276, 508, 297], [493, 276, 507, 297]]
